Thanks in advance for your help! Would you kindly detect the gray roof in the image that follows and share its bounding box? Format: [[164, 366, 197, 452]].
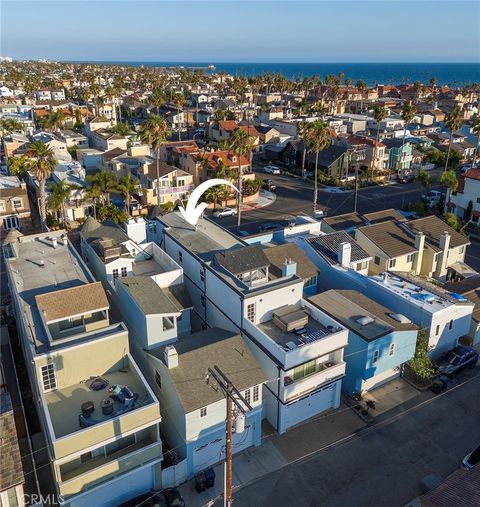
[[153, 328, 266, 413], [356, 220, 417, 258], [406, 215, 470, 252], [323, 212, 367, 232], [120, 276, 181, 315], [309, 289, 417, 341], [80, 217, 129, 245], [214, 245, 270, 275], [0, 393, 24, 491], [363, 208, 406, 225], [263, 243, 318, 281], [307, 231, 370, 266]]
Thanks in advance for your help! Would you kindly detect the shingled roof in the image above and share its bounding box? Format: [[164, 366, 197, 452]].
[[307, 231, 370, 266], [356, 220, 417, 258], [0, 393, 24, 491], [214, 245, 270, 275], [263, 243, 318, 281]]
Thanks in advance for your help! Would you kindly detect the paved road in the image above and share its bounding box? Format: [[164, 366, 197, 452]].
[[209, 167, 442, 235], [230, 370, 480, 507]]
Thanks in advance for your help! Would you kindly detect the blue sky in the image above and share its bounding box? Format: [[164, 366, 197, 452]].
[[2, 1, 479, 62]]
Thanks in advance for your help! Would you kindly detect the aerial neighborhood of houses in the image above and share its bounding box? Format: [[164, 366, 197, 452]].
[[1, 59, 480, 507]]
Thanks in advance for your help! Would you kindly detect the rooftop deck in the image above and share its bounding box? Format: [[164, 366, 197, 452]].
[[45, 368, 153, 439], [132, 258, 167, 277]]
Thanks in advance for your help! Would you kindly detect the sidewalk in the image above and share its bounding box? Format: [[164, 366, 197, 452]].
[[241, 190, 276, 211]]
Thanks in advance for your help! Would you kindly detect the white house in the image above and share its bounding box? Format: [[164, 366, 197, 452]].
[[448, 168, 480, 225]]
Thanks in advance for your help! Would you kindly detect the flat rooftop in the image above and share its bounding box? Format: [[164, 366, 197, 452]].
[[44, 363, 153, 439], [159, 212, 243, 262], [132, 258, 167, 277], [369, 272, 474, 313]]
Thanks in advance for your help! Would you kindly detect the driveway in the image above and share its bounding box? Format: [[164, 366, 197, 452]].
[[230, 370, 480, 507]]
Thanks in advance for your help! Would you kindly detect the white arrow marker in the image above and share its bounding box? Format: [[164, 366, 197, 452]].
[[179, 178, 239, 227]]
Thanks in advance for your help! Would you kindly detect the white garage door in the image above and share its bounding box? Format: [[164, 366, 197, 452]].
[[285, 384, 335, 429], [362, 367, 400, 392], [193, 423, 255, 473]]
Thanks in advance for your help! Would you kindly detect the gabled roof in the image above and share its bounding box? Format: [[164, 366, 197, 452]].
[[214, 245, 270, 275], [465, 168, 480, 181], [363, 208, 406, 225], [307, 231, 371, 266], [35, 281, 108, 322], [80, 217, 129, 245], [263, 243, 318, 280], [153, 328, 266, 413], [356, 220, 417, 258], [323, 212, 367, 232], [406, 215, 469, 251]]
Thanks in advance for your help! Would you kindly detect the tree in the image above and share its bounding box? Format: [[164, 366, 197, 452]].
[[443, 212, 460, 231], [48, 179, 79, 228], [372, 105, 387, 142], [204, 185, 229, 209], [416, 169, 433, 193], [112, 122, 131, 136], [0, 118, 23, 135], [27, 141, 58, 231], [86, 172, 116, 205], [115, 174, 139, 217], [83, 183, 101, 220], [470, 115, 480, 168], [173, 92, 186, 141], [401, 101, 416, 146], [407, 327, 435, 380], [302, 120, 333, 212], [443, 107, 463, 172], [439, 169, 458, 205], [138, 115, 171, 206], [229, 129, 255, 228], [464, 200, 473, 223], [7, 155, 31, 179]]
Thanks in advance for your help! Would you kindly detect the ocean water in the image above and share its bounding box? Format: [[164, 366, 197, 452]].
[[95, 61, 480, 86]]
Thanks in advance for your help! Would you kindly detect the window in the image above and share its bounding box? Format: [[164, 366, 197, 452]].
[[163, 316, 175, 331], [7, 487, 19, 506], [459, 246, 465, 255], [41, 363, 57, 392], [305, 275, 317, 288], [293, 360, 316, 381], [121, 266, 128, 277], [155, 370, 162, 389], [200, 407, 207, 417], [59, 316, 83, 331], [201, 295, 206, 307], [112, 268, 119, 284], [389, 258, 397, 269], [253, 385, 259, 402], [178, 251, 183, 263], [200, 269, 205, 282], [449, 320, 453, 330], [247, 303, 256, 322], [80, 451, 93, 464], [389, 343, 395, 356], [105, 434, 135, 456], [4, 216, 20, 230], [12, 198, 22, 209], [356, 261, 368, 271], [407, 253, 415, 263], [374, 256, 380, 265], [436, 325, 440, 336], [0, 200, 5, 211], [244, 389, 251, 404], [372, 350, 379, 364]]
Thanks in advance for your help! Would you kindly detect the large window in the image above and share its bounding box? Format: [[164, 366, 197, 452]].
[[163, 316, 175, 331], [59, 316, 83, 331], [293, 360, 316, 381], [304, 276, 317, 288], [3, 216, 20, 230], [105, 434, 135, 457], [41, 363, 57, 392], [389, 258, 397, 269]]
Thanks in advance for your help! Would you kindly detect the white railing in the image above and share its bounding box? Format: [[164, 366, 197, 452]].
[[157, 184, 195, 195]]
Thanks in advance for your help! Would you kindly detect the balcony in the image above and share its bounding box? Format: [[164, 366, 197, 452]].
[[157, 184, 194, 196], [283, 362, 346, 401]]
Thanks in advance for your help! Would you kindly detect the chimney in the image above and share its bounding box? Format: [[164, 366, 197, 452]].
[[164, 345, 178, 369], [52, 237, 58, 249], [439, 231, 450, 252], [382, 272, 389, 284], [435, 231, 451, 279], [282, 258, 297, 277], [413, 232, 425, 274], [337, 242, 352, 268]]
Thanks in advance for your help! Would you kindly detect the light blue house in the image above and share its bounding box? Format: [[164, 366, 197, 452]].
[[383, 138, 413, 172], [309, 289, 418, 395]]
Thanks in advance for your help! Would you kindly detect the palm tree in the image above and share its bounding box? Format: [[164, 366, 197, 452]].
[[115, 174, 139, 217], [444, 107, 463, 172], [83, 182, 101, 219], [372, 105, 387, 142], [86, 172, 116, 205], [229, 129, 255, 228], [302, 120, 333, 213], [439, 169, 458, 206], [48, 179, 79, 228], [356, 80, 368, 111], [0, 118, 23, 135], [173, 92, 186, 141], [471, 115, 480, 168], [112, 122, 131, 136], [138, 115, 171, 206], [7, 155, 30, 179], [46, 110, 66, 131], [27, 141, 57, 231], [401, 101, 416, 146]]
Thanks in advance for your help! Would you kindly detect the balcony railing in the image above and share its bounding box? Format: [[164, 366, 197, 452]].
[[157, 184, 195, 195]]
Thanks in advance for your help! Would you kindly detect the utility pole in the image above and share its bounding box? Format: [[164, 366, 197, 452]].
[[206, 366, 252, 507]]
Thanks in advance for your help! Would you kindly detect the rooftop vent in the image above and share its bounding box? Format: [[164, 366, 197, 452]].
[[389, 313, 412, 324], [356, 315, 375, 326]]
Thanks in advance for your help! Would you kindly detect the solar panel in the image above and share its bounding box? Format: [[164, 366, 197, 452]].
[[302, 329, 326, 342]]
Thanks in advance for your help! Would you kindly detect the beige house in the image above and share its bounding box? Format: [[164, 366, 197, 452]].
[[139, 164, 194, 206], [4, 231, 162, 507], [0, 177, 32, 234]]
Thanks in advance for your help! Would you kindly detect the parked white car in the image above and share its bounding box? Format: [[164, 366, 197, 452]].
[[422, 190, 442, 208], [264, 165, 281, 175], [212, 207, 237, 218]]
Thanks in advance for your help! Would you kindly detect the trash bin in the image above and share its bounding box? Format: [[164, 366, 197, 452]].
[[195, 472, 206, 493], [204, 467, 216, 488]]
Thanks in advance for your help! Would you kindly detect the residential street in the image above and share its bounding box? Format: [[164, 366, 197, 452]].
[[229, 370, 480, 507]]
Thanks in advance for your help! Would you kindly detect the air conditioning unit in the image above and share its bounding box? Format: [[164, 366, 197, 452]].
[[285, 341, 297, 350]]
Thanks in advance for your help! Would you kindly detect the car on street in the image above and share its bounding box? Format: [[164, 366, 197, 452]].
[[119, 488, 185, 507], [264, 165, 281, 175], [398, 174, 415, 183], [462, 444, 480, 470], [258, 222, 282, 232], [212, 207, 237, 218], [422, 190, 442, 207], [434, 345, 478, 375]]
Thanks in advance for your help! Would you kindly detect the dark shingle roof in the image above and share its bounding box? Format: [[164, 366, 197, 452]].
[[0, 393, 24, 491], [307, 231, 370, 266], [323, 212, 367, 232], [406, 215, 470, 251], [263, 243, 318, 281], [357, 220, 417, 258], [214, 245, 270, 275], [154, 328, 266, 413], [363, 208, 406, 225], [80, 217, 129, 245]]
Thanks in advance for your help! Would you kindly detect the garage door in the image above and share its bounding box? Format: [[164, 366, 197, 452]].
[[193, 423, 255, 473], [285, 384, 335, 429], [362, 367, 400, 392]]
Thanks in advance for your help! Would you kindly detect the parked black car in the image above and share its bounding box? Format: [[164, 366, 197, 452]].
[[119, 488, 185, 507], [462, 444, 480, 470], [434, 345, 478, 375]]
